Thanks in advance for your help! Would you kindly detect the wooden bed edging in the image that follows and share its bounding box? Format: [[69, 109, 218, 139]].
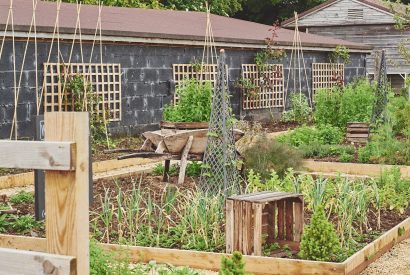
[[0, 217, 409, 275], [303, 160, 410, 178], [0, 157, 157, 190], [344, 216, 410, 274]]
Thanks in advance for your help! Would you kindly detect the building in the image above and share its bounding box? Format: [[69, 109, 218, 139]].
[[0, 0, 371, 139], [282, 0, 408, 90]]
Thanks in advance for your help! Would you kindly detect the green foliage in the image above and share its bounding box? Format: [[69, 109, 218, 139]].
[[358, 124, 410, 165], [163, 79, 212, 122], [378, 167, 410, 214], [90, 239, 113, 275], [299, 205, 341, 262], [329, 45, 350, 64], [281, 93, 312, 124], [242, 136, 302, 178], [246, 169, 299, 193], [255, 47, 286, 68], [9, 191, 34, 204], [55, 0, 242, 16], [93, 182, 225, 252], [0, 215, 10, 233], [151, 161, 202, 177], [277, 125, 344, 148], [388, 95, 410, 135], [299, 143, 354, 159], [314, 79, 376, 128], [11, 215, 39, 233], [235, 77, 258, 98], [219, 251, 245, 275], [63, 74, 110, 146]]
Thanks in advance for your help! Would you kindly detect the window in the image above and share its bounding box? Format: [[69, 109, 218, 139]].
[[43, 63, 122, 121]]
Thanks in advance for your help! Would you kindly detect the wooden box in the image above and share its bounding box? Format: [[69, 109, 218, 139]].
[[225, 191, 304, 256], [346, 122, 370, 143]]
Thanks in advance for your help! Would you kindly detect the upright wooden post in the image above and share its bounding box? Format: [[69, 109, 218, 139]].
[[45, 112, 90, 275]]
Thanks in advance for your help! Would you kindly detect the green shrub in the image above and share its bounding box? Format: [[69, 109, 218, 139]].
[[388, 95, 410, 135], [277, 125, 344, 148], [163, 79, 212, 122], [281, 93, 312, 124], [151, 163, 178, 177], [243, 136, 302, 178], [9, 191, 34, 204], [378, 168, 410, 213], [299, 143, 354, 159], [299, 205, 341, 262], [219, 251, 245, 275], [314, 78, 375, 128], [358, 125, 410, 165]]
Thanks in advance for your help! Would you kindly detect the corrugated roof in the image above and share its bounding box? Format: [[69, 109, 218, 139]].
[[0, 0, 371, 50], [282, 0, 406, 27]]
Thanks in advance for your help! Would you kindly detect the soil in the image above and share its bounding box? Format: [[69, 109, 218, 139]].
[[92, 136, 144, 162], [261, 121, 299, 133]]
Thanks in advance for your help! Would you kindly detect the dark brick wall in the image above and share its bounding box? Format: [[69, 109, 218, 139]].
[[0, 40, 367, 138]]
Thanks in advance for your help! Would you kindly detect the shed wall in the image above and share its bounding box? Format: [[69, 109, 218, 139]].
[[0, 40, 367, 138], [307, 24, 408, 75]]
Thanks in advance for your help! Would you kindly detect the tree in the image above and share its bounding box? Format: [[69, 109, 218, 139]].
[[234, 0, 326, 25], [52, 0, 242, 16]]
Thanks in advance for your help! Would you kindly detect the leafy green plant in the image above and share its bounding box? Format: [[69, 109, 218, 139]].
[[163, 78, 212, 122], [236, 77, 258, 98], [281, 93, 312, 124], [151, 163, 178, 177], [277, 125, 344, 148], [299, 205, 341, 262], [11, 214, 39, 233], [186, 161, 202, 177], [219, 251, 246, 275], [314, 78, 376, 128], [0, 214, 10, 233], [329, 45, 350, 64], [243, 136, 302, 178], [9, 191, 34, 204]]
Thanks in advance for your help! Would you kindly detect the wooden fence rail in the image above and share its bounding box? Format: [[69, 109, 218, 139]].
[[0, 112, 89, 275]]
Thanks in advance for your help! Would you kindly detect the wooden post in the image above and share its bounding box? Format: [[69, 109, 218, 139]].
[[277, 200, 285, 240], [294, 200, 304, 242], [285, 200, 294, 241], [163, 159, 171, 182], [178, 135, 193, 184], [45, 112, 90, 275], [253, 203, 263, 256], [225, 200, 234, 253]]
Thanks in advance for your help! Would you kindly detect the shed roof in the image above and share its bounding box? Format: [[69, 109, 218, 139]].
[[0, 0, 371, 51], [282, 0, 406, 27]]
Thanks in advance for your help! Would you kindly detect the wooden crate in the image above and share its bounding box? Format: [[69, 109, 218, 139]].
[[226, 191, 304, 256], [346, 122, 370, 143]]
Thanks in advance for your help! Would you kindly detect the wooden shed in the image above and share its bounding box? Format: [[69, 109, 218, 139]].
[[282, 0, 409, 90]]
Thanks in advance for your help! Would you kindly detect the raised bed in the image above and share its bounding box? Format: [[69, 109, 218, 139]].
[[0, 215, 409, 274], [0, 157, 158, 190], [302, 159, 410, 178]]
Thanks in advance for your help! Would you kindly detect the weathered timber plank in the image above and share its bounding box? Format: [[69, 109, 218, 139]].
[[225, 200, 234, 253], [0, 247, 75, 275], [0, 140, 75, 171], [45, 112, 89, 275], [253, 203, 263, 256]]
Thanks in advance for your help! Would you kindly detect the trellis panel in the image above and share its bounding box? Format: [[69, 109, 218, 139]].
[[312, 63, 344, 95], [43, 63, 122, 121], [172, 64, 227, 104], [241, 64, 284, 110]]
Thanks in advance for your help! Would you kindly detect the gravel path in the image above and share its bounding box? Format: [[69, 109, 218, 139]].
[[361, 238, 410, 275]]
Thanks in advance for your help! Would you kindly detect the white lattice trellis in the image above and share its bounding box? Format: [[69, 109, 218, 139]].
[[241, 64, 284, 110], [43, 63, 122, 121], [312, 63, 344, 95], [172, 64, 229, 103]]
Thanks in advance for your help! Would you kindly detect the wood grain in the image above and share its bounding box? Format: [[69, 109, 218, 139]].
[[177, 135, 193, 184], [0, 247, 75, 275], [44, 112, 89, 275], [0, 140, 75, 171]]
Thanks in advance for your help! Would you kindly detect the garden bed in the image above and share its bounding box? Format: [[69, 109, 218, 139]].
[[0, 215, 409, 274], [1, 171, 409, 261], [302, 159, 410, 178]]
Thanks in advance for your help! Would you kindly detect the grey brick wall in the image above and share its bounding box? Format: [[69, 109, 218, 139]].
[[0, 39, 367, 138]]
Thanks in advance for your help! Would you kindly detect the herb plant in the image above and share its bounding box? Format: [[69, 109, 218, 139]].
[[163, 78, 212, 122]]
